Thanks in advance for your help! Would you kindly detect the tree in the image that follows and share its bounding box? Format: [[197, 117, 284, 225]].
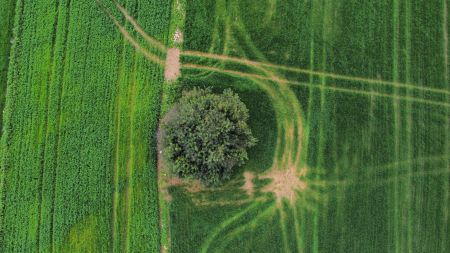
[[162, 87, 256, 185]]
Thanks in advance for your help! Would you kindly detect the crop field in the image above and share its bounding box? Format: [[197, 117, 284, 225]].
[[0, 0, 170, 252], [0, 0, 449, 253]]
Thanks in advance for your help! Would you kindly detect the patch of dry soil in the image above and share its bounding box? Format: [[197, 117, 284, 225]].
[[241, 172, 255, 197], [164, 48, 181, 81], [260, 166, 307, 206], [173, 28, 183, 44]]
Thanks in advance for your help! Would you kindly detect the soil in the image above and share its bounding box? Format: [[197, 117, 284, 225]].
[[260, 166, 307, 206], [164, 48, 181, 81], [173, 29, 183, 44], [241, 172, 255, 197], [186, 180, 203, 193], [168, 177, 183, 186]]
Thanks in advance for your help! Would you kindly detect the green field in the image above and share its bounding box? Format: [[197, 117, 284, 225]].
[[0, 0, 170, 252], [170, 0, 449, 252], [1, 0, 449, 253]]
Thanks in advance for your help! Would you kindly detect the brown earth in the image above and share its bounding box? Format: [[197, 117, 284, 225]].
[[164, 48, 181, 81], [241, 172, 255, 197], [260, 166, 308, 206]]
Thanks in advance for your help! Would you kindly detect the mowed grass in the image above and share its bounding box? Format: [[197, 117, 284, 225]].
[[0, 0, 170, 252], [168, 0, 450, 252]]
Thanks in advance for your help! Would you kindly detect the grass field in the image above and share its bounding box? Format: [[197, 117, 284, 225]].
[[1, 0, 449, 253], [167, 0, 450, 252]]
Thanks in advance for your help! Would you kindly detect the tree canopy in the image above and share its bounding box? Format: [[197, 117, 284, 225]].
[[162, 88, 256, 185]]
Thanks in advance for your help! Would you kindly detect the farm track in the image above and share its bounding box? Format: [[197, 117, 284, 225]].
[[181, 64, 450, 108], [35, 0, 60, 251], [48, 1, 72, 251], [111, 8, 125, 251], [182, 50, 450, 95]]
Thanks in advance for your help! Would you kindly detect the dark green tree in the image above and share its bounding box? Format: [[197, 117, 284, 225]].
[[162, 88, 256, 185]]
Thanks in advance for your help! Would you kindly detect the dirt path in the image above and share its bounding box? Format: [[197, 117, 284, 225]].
[[164, 48, 181, 81], [260, 167, 307, 206]]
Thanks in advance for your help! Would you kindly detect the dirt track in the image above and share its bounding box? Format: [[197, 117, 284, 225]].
[[164, 48, 181, 81]]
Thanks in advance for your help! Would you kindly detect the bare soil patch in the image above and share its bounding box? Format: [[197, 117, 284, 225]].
[[173, 29, 183, 44], [164, 48, 181, 81], [186, 180, 203, 193], [260, 166, 307, 206], [168, 177, 183, 186], [241, 172, 255, 197]]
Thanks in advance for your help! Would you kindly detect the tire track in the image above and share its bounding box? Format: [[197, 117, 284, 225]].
[[47, 1, 73, 251], [35, 1, 60, 251], [181, 50, 450, 96], [181, 64, 450, 108]]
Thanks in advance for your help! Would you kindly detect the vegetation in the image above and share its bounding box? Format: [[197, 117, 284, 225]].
[[0, 0, 170, 252], [0, 0, 16, 134], [0, 0, 448, 253], [163, 88, 256, 185], [169, 0, 450, 252]]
